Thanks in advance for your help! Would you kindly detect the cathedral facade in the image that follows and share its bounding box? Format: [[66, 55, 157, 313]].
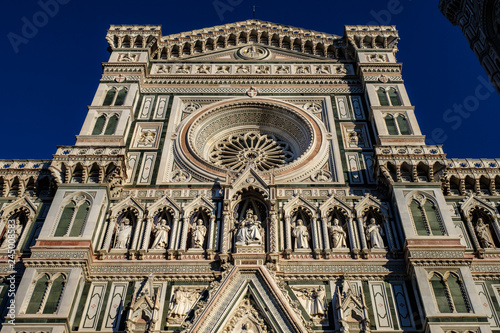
[[1, 20, 500, 333], [440, 0, 500, 94]]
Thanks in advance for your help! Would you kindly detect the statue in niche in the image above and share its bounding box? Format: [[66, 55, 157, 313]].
[[329, 218, 347, 249], [476, 218, 495, 248], [114, 218, 133, 249], [151, 219, 170, 249], [0, 217, 23, 249], [170, 288, 192, 318], [191, 219, 207, 249], [292, 219, 310, 249], [235, 209, 263, 246], [365, 218, 384, 249], [348, 131, 360, 147]]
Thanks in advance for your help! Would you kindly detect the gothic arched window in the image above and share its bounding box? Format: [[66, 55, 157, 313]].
[[92, 115, 106, 135], [410, 201, 427, 236], [430, 273, 451, 313], [42, 274, 66, 314], [69, 201, 90, 237], [396, 114, 410, 135], [377, 88, 390, 106], [409, 197, 444, 236], [54, 199, 91, 237], [104, 114, 119, 135], [26, 274, 49, 314], [388, 88, 402, 106], [25, 274, 66, 315], [430, 272, 469, 314], [102, 89, 116, 106], [92, 113, 120, 136], [114, 88, 127, 106], [385, 115, 398, 135], [54, 202, 75, 237]]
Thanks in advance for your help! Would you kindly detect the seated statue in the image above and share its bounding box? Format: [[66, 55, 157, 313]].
[[235, 209, 263, 246]]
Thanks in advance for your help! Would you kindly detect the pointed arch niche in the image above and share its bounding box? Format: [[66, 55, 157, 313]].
[[460, 195, 500, 254], [231, 188, 270, 253], [0, 200, 36, 253]]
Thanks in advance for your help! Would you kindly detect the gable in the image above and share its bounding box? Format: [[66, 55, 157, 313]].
[[190, 266, 307, 333]]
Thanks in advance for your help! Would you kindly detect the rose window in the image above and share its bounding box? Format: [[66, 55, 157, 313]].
[[176, 99, 328, 182], [209, 131, 294, 171]]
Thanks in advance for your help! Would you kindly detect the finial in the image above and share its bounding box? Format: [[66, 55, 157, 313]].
[[250, 5, 258, 19]]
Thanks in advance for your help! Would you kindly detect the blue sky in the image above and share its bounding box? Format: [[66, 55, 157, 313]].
[[0, 0, 499, 159]]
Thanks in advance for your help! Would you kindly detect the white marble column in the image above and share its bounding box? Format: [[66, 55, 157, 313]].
[[357, 217, 368, 250]]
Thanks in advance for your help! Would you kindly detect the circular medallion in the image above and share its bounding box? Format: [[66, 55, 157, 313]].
[[237, 45, 269, 60]]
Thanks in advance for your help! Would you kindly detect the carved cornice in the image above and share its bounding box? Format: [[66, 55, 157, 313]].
[[106, 20, 344, 62], [344, 25, 400, 51], [0, 160, 52, 178]]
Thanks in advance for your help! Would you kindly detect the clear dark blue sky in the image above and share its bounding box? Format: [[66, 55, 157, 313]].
[[0, 0, 499, 159]]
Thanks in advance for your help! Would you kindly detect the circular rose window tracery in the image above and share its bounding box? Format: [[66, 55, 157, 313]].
[[209, 131, 294, 171], [175, 99, 328, 182]]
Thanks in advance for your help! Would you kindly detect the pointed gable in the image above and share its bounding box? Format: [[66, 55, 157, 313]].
[[109, 196, 145, 219], [189, 266, 307, 333], [230, 166, 269, 200], [460, 194, 498, 217]]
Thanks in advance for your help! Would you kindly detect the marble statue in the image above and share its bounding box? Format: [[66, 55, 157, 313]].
[[151, 219, 170, 249], [329, 218, 347, 249], [168, 287, 203, 324], [292, 286, 327, 323], [235, 209, 263, 246], [170, 288, 192, 318], [476, 218, 495, 248], [292, 219, 310, 249], [365, 218, 384, 249], [191, 219, 207, 248], [114, 218, 133, 249]]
